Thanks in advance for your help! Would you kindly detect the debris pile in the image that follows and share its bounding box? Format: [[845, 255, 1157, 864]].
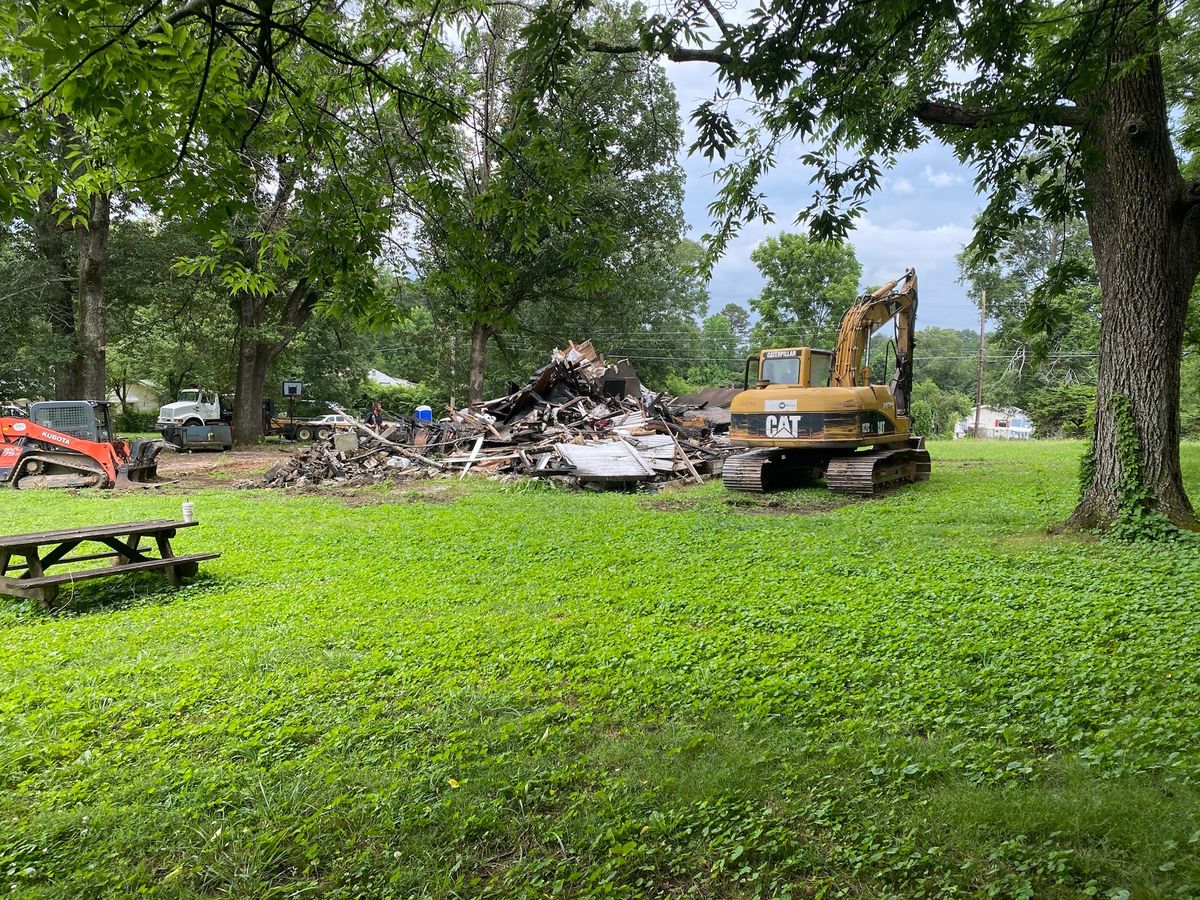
[[256, 341, 735, 489]]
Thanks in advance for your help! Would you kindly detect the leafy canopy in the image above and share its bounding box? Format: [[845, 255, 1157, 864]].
[[527, 0, 1189, 265], [748, 233, 861, 349]]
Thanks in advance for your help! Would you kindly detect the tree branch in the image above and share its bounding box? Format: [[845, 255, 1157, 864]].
[[1181, 178, 1200, 209], [589, 40, 1090, 131], [587, 40, 738, 67], [910, 100, 1088, 130]]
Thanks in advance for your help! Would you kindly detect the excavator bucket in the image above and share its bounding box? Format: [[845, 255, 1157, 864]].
[[115, 439, 163, 487]]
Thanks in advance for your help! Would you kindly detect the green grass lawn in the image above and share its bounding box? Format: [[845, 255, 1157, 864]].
[[1, 440, 1199, 898]]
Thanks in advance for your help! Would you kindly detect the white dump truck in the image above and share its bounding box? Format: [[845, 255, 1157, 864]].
[[157, 389, 233, 451]]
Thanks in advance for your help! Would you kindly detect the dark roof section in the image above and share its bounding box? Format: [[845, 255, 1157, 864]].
[[674, 387, 740, 409]]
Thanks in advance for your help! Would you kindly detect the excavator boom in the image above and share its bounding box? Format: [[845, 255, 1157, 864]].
[[831, 268, 917, 412]]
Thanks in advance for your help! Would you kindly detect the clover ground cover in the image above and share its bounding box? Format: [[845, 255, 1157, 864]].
[[0, 440, 1198, 897]]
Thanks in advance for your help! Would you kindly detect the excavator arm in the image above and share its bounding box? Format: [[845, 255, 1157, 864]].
[[830, 268, 918, 414]]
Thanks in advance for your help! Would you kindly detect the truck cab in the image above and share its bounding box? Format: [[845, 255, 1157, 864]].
[[157, 389, 225, 429], [157, 389, 233, 451]]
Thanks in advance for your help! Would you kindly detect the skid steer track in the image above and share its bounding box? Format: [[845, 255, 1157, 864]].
[[13, 452, 107, 489]]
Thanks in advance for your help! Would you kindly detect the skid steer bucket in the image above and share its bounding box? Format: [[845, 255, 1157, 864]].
[[115, 439, 163, 487]]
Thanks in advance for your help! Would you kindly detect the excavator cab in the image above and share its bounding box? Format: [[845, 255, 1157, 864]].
[[748, 348, 833, 388]]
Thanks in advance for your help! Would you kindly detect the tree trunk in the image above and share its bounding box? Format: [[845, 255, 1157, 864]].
[[1068, 38, 1200, 530], [467, 320, 492, 405], [31, 191, 79, 399], [74, 192, 110, 401], [232, 333, 272, 443], [230, 282, 318, 443]]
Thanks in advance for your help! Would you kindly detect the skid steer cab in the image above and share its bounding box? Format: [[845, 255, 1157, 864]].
[[0, 401, 162, 489]]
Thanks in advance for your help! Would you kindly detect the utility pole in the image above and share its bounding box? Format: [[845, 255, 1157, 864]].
[[974, 290, 986, 438]]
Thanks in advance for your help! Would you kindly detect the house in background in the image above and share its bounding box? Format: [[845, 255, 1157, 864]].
[[955, 406, 1034, 440], [368, 368, 415, 389], [107, 379, 162, 414]]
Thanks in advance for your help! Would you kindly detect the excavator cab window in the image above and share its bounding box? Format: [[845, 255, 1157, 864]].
[[760, 356, 800, 385], [808, 351, 832, 387]]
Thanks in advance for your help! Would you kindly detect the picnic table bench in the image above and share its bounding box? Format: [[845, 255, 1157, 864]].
[[0, 519, 219, 606]]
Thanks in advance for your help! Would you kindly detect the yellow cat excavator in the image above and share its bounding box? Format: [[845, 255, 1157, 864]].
[[723, 267, 931, 495]]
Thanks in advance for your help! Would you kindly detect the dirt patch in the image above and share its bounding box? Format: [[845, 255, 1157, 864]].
[[647, 494, 855, 517], [155, 446, 291, 489], [735, 498, 851, 516]]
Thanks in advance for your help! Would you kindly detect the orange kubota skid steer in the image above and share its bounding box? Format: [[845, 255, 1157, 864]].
[[0, 401, 161, 489]]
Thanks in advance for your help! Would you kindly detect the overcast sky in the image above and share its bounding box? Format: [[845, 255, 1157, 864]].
[[666, 61, 986, 332]]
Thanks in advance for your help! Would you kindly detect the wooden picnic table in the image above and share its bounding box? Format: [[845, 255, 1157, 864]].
[[0, 519, 219, 606]]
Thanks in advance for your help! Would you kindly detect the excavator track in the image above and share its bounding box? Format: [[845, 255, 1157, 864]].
[[721, 449, 784, 493], [722, 449, 828, 493], [825, 445, 932, 496], [13, 452, 107, 489]]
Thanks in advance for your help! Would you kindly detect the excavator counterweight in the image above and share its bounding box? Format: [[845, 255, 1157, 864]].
[[723, 268, 931, 496]]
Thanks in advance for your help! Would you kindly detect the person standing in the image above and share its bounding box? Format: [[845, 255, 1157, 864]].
[[365, 401, 384, 431]]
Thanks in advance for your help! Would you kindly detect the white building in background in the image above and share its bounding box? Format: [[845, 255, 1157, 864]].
[[107, 379, 161, 413], [954, 406, 1034, 440], [367, 368, 415, 388]]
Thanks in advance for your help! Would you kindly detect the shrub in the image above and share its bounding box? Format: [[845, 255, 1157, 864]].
[[113, 409, 157, 433], [909, 380, 972, 439], [1027, 385, 1096, 438]]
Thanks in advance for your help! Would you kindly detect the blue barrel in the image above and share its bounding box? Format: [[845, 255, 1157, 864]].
[[414, 405, 433, 424]]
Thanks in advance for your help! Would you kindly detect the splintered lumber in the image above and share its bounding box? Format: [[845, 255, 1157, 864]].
[[459, 435, 485, 480], [250, 339, 738, 490], [662, 423, 704, 485], [349, 421, 445, 469]]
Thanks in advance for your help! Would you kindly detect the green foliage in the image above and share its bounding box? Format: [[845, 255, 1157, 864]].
[[417, 2, 687, 392], [0, 228, 63, 398], [748, 233, 861, 348], [356, 382, 441, 416], [112, 408, 156, 433], [956, 207, 1099, 417], [910, 327, 980, 396], [663, 372, 697, 396], [683, 313, 743, 386], [1164, 0, 1200, 176], [1, 442, 1200, 895], [1027, 385, 1097, 438], [105, 220, 238, 399], [524, 0, 1186, 264], [910, 379, 972, 439]]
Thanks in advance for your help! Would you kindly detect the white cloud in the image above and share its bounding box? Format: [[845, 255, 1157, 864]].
[[923, 165, 964, 188], [891, 177, 915, 194], [848, 216, 974, 324]]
